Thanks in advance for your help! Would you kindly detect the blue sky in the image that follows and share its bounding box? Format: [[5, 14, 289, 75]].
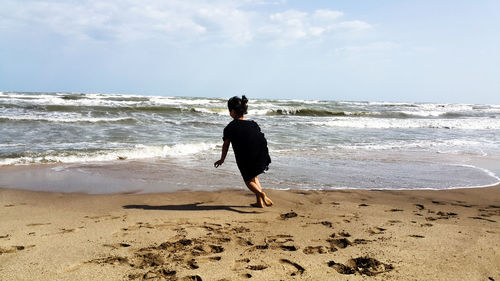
[[1, 0, 499, 104]]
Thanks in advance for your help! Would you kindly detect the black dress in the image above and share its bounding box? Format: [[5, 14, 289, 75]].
[[223, 119, 271, 182]]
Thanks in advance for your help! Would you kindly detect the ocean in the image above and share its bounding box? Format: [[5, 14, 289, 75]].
[[1, 92, 499, 193]]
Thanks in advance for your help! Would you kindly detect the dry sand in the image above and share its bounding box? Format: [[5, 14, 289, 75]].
[[0, 185, 499, 281]]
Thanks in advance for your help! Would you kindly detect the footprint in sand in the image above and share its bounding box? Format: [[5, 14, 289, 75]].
[[236, 236, 254, 247], [231, 226, 251, 233], [425, 211, 458, 222], [87, 256, 130, 266], [188, 259, 199, 269], [327, 238, 352, 251], [182, 275, 202, 281], [436, 211, 458, 219], [232, 258, 250, 271], [267, 234, 293, 242], [303, 221, 333, 227], [103, 243, 132, 249], [415, 204, 425, 210], [128, 268, 177, 280], [280, 211, 298, 219], [303, 246, 327, 254], [328, 257, 393, 276], [469, 216, 496, 223], [247, 264, 268, 271], [84, 214, 123, 222], [0, 245, 35, 255], [431, 200, 446, 205], [41, 228, 76, 237], [318, 221, 333, 228], [280, 245, 298, 251], [367, 227, 386, 235], [477, 206, 500, 218], [26, 222, 51, 227], [4, 203, 26, 207], [353, 238, 371, 245], [280, 259, 305, 276], [252, 234, 297, 252], [59, 228, 75, 234], [386, 209, 404, 212], [208, 245, 224, 253], [450, 202, 473, 208], [338, 231, 351, 237], [233, 258, 267, 276]]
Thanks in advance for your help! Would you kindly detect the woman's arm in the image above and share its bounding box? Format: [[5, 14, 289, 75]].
[[214, 139, 230, 168]]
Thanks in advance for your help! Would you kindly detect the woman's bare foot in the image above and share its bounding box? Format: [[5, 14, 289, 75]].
[[250, 193, 265, 208], [261, 192, 274, 207], [250, 202, 264, 208]]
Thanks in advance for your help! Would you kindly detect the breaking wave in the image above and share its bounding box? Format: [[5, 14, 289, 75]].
[[308, 117, 500, 130], [0, 142, 218, 165]]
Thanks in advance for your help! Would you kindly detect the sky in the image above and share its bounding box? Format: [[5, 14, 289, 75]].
[[0, 0, 499, 104]]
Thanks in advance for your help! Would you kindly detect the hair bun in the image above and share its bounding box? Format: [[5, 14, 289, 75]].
[[227, 95, 249, 116]]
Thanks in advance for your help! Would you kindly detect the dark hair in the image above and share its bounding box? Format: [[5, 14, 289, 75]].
[[228, 95, 248, 117]]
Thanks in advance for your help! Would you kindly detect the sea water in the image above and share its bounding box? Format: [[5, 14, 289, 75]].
[[0, 92, 499, 193]]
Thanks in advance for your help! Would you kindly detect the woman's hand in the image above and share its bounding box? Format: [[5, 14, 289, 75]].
[[214, 159, 224, 168], [215, 140, 230, 168]]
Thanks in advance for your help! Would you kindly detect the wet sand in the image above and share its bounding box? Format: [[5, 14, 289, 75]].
[[0, 185, 499, 280]]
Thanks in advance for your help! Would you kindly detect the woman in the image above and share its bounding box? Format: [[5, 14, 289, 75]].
[[214, 95, 273, 208]]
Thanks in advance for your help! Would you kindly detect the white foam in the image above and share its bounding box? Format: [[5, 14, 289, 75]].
[[0, 143, 26, 148], [247, 109, 270, 116], [0, 115, 135, 123], [150, 96, 218, 106], [0, 93, 231, 116], [400, 110, 444, 117], [162, 142, 218, 156], [0, 142, 219, 166], [271, 139, 496, 158], [331, 139, 492, 155], [308, 117, 500, 130], [274, 99, 323, 104], [191, 107, 227, 115], [454, 164, 500, 182]]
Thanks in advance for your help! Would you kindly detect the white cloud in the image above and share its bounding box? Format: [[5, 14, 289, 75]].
[[0, 0, 250, 42], [197, 6, 256, 43], [335, 42, 400, 54], [329, 20, 372, 31], [264, 9, 371, 45], [0, 1, 371, 46], [267, 10, 308, 42], [242, 0, 287, 5], [313, 9, 343, 21]]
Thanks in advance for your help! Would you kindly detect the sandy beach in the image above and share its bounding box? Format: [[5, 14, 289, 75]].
[[0, 185, 499, 281]]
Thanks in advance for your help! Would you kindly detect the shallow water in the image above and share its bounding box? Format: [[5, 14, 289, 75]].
[[1, 92, 499, 193]]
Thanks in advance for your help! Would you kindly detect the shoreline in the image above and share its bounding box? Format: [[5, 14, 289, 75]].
[[1, 160, 500, 195], [1, 184, 499, 280], [2, 181, 500, 195]]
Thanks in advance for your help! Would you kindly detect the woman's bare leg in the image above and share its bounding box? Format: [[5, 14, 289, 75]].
[[255, 177, 273, 206], [245, 178, 264, 207], [245, 176, 273, 207]]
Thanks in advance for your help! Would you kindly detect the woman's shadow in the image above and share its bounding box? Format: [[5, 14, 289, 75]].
[[123, 202, 261, 214]]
